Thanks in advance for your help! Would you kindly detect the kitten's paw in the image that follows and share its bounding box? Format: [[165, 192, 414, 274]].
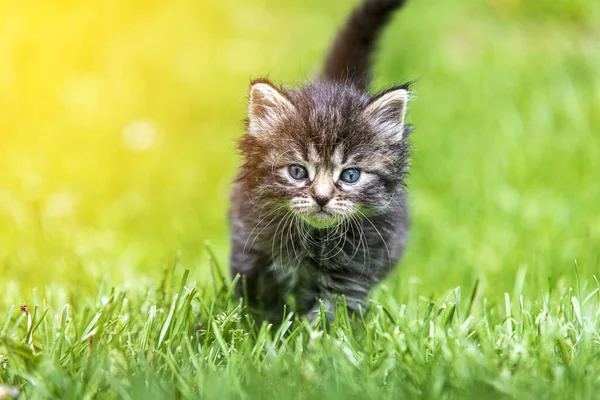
[[306, 301, 335, 329]]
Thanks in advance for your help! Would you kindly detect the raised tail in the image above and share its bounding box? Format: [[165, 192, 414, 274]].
[[322, 0, 407, 91]]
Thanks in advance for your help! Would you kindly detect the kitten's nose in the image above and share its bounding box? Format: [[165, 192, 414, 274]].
[[311, 171, 334, 208], [314, 195, 330, 207]]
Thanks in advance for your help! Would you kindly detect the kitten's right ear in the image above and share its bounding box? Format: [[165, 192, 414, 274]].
[[247, 80, 295, 136], [364, 86, 409, 141]]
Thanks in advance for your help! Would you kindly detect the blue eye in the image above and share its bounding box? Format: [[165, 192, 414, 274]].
[[288, 165, 308, 180], [340, 168, 361, 184]]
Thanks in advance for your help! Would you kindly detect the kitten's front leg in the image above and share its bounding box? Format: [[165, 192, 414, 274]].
[[307, 299, 335, 327], [230, 245, 286, 317], [306, 294, 366, 327], [306, 273, 371, 326]]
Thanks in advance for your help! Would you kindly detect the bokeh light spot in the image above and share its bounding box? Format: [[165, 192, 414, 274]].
[[45, 192, 75, 218], [122, 119, 159, 152]]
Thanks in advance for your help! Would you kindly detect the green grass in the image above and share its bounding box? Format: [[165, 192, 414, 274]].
[[2, 265, 600, 398], [1, 0, 600, 397]]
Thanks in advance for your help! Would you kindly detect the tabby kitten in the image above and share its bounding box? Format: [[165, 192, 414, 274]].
[[230, 0, 411, 321]]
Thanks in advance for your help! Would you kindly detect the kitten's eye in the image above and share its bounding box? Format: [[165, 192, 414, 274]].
[[288, 165, 308, 180], [340, 168, 361, 184]]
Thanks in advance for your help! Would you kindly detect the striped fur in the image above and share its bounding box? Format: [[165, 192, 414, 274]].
[[230, 0, 411, 321]]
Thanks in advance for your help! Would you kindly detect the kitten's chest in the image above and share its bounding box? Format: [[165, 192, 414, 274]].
[[271, 227, 363, 272]]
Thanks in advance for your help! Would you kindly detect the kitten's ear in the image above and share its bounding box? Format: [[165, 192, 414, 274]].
[[247, 80, 295, 136], [364, 87, 409, 139]]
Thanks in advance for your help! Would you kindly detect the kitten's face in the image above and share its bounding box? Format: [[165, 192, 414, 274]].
[[274, 144, 394, 228], [280, 148, 371, 227], [240, 80, 410, 228]]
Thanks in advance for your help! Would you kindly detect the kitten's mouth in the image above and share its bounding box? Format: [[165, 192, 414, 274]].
[[303, 210, 339, 228], [314, 211, 331, 220]]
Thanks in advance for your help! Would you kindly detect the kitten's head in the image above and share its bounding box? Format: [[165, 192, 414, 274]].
[[239, 79, 411, 228]]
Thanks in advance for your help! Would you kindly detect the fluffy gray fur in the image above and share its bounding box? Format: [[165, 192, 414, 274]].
[[230, 0, 411, 321]]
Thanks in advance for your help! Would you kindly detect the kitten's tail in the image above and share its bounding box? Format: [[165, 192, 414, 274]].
[[322, 0, 407, 91]]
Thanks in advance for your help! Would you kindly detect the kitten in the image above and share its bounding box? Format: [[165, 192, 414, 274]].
[[230, 0, 411, 322]]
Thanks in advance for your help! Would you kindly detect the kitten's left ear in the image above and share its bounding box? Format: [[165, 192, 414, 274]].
[[364, 87, 409, 139], [247, 80, 295, 136]]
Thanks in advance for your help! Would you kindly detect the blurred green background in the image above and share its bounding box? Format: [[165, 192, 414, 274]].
[[1, 0, 599, 305]]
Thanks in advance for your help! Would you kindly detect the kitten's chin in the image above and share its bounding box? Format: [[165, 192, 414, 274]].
[[302, 211, 340, 229]]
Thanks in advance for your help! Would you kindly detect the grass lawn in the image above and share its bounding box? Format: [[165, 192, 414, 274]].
[[1, 0, 599, 398]]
